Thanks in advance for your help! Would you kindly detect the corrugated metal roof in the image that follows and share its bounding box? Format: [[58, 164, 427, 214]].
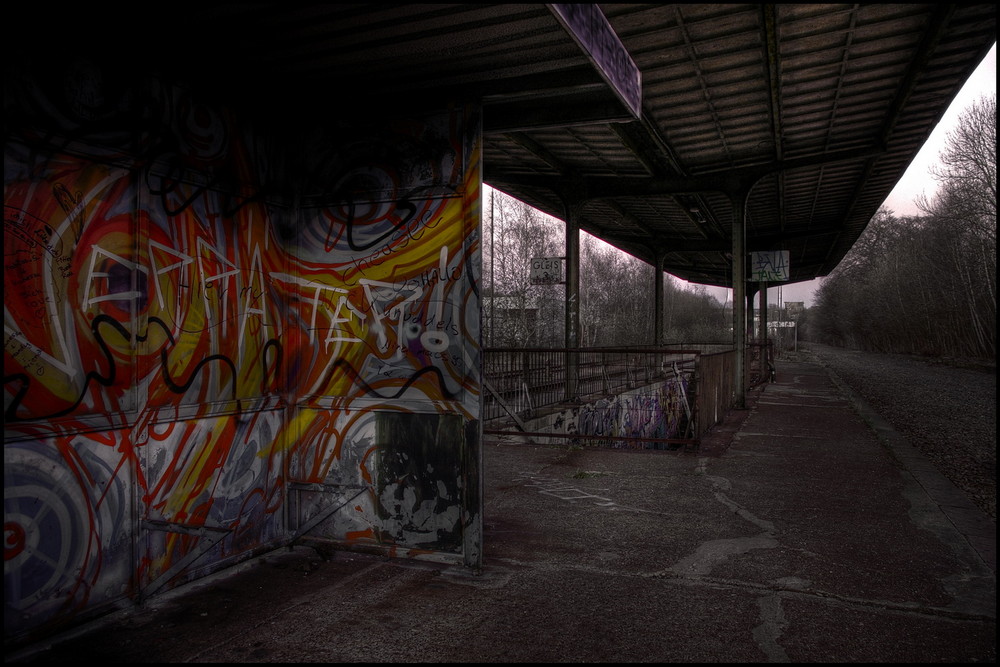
[[9, 3, 995, 287]]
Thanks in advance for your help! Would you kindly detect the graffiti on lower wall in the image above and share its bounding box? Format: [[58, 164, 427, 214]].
[[551, 377, 692, 447], [4, 65, 482, 643]]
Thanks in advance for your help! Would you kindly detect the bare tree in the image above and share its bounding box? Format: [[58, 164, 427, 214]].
[[483, 190, 732, 349], [579, 235, 656, 346], [482, 191, 563, 347], [814, 95, 996, 359], [923, 94, 996, 357], [924, 94, 997, 240]]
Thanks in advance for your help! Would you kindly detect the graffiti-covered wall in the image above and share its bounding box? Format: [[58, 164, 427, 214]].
[[4, 59, 482, 645], [531, 377, 692, 448]]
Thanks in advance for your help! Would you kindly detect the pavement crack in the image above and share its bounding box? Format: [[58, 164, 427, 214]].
[[642, 572, 996, 623]]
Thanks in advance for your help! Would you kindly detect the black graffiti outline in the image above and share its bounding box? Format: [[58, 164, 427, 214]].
[[323, 358, 458, 401], [144, 160, 266, 219], [3, 314, 282, 422], [331, 184, 459, 253]]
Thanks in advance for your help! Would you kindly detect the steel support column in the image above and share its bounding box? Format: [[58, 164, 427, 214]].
[[732, 196, 746, 409], [758, 281, 768, 345], [565, 203, 581, 400], [654, 252, 665, 346]]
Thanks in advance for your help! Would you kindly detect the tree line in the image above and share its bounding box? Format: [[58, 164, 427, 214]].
[[810, 95, 996, 360], [481, 190, 728, 348]]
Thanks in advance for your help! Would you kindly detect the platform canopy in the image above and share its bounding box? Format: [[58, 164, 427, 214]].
[[11, 4, 995, 287]]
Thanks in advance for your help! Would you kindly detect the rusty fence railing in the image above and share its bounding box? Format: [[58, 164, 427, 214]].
[[482, 345, 740, 449]]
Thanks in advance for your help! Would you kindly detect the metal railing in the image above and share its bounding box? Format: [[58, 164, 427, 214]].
[[482, 344, 742, 448]]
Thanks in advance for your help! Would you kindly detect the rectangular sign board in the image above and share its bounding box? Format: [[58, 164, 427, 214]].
[[548, 4, 642, 118], [530, 256, 564, 285], [750, 250, 790, 282]]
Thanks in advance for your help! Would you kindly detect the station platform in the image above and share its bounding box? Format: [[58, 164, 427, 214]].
[[7, 353, 995, 663]]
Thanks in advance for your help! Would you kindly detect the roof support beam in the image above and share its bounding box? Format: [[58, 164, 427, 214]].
[[484, 89, 636, 134], [495, 143, 885, 202], [761, 4, 787, 233]]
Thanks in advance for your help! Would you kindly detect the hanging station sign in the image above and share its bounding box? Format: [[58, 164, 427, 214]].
[[530, 256, 564, 285], [548, 4, 642, 119], [749, 250, 790, 282]]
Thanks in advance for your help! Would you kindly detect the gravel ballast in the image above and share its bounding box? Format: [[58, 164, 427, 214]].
[[792, 342, 996, 520]]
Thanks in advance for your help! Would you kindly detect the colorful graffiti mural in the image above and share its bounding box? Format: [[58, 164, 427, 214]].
[[553, 376, 692, 448], [5, 64, 482, 644]]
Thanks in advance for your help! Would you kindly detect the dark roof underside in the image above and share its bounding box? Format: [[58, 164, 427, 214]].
[[8, 3, 995, 287]]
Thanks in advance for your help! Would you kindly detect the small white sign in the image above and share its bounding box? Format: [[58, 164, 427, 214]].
[[530, 256, 564, 285]]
